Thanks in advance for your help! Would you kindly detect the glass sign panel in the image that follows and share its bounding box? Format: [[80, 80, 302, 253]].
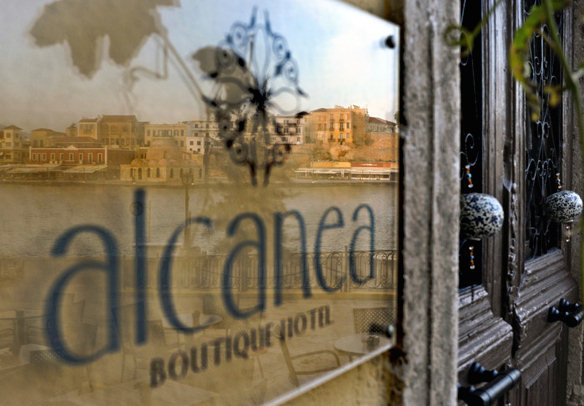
[[0, 0, 399, 404]]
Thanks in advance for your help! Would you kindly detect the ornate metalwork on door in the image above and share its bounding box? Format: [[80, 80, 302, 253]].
[[523, 0, 563, 259], [459, 0, 484, 288]]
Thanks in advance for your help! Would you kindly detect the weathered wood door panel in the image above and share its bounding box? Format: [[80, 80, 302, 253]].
[[457, 1, 578, 405]]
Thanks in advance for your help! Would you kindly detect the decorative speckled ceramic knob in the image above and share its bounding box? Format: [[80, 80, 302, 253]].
[[460, 193, 505, 240], [544, 190, 583, 223]]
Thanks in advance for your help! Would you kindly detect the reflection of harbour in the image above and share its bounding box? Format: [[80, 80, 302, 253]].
[[0, 183, 397, 257]]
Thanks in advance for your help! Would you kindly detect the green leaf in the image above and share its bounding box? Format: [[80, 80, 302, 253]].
[[509, 0, 568, 119], [444, 25, 474, 57]]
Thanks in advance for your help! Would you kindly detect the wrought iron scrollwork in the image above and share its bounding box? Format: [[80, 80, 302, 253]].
[[459, 0, 483, 289], [198, 8, 307, 186], [523, 0, 563, 259]]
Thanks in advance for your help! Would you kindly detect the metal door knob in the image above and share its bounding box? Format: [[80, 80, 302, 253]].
[[548, 299, 583, 328], [458, 364, 521, 406]]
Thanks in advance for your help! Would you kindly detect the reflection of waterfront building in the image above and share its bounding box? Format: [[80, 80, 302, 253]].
[[77, 118, 99, 139], [305, 106, 368, 145], [76, 115, 143, 147], [99, 115, 141, 147], [30, 128, 65, 147], [65, 123, 77, 138], [120, 138, 203, 183], [30, 139, 129, 165], [366, 117, 397, 133], [187, 116, 220, 142], [186, 133, 210, 154], [272, 116, 305, 145], [25, 140, 135, 179], [144, 122, 189, 148], [0, 125, 27, 164]]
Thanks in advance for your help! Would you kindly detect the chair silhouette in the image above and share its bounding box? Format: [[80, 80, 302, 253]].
[[119, 304, 167, 381], [25, 300, 85, 346], [352, 307, 394, 335], [202, 295, 230, 337], [275, 327, 340, 387]]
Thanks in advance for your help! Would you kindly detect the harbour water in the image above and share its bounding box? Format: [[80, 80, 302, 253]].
[[0, 182, 398, 258]]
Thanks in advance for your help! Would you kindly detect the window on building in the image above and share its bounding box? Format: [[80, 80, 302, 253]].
[[98, 153, 103, 163], [50, 153, 55, 161], [88, 153, 93, 163], [69, 153, 73, 161], [41, 153, 46, 160]]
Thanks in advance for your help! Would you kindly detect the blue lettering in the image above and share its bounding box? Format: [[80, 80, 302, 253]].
[[350, 204, 376, 284], [314, 207, 346, 292], [274, 210, 310, 306], [222, 213, 266, 318], [47, 225, 120, 364], [159, 216, 212, 333], [134, 189, 147, 344]]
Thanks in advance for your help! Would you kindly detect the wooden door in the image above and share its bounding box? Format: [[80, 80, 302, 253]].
[[457, 0, 579, 405]]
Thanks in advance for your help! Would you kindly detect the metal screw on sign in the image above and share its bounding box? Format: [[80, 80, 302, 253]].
[[385, 35, 396, 48]]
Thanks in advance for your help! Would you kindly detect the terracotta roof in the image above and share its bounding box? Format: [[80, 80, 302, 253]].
[[3, 125, 23, 130], [79, 118, 98, 123]]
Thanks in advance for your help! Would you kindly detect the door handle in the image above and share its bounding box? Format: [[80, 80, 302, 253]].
[[458, 363, 521, 406], [548, 299, 583, 328]]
